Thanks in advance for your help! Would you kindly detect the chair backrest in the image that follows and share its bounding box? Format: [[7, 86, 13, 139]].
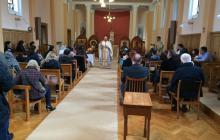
[[149, 61, 161, 70], [178, 80, 202, 100], [160, 71, 175, 85], [19, 62, 28, 70], [125, 76, 147, 92], [61, 64, 72, 77], [40, 69, 61, 84]]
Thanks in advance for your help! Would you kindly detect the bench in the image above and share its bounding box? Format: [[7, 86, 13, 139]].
[[8, 85, 42, 121]]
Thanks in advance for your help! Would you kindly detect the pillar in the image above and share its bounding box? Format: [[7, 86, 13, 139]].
[[50, 0, 56, 45], [199, 0, 216, 48], [129, 10, 133, 39], [145, 11, 154, 52], [175, 0, 185, 48], [85, 4, 91, 38], [132, 5, 139, 37], [91, 9, 95, 35]]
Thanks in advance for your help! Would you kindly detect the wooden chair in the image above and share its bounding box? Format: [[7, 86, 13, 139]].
[[40, 69, 64, 102], [125, 76, 148, 93], [209, 66, 220, 92], [148, 61, 161, 81], [61, 64, 73, 89], [19, 62, 28, 70], [159, 71, 175, 102], [170, 80, 202, 119], [8, 85, 42, 121], [201, 62, 220, 87]]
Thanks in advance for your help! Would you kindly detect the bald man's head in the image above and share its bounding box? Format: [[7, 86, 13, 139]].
[[132, 53, 142, 65]]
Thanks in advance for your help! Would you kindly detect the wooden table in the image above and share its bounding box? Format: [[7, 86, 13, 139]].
[[123, 92, 152, 140]]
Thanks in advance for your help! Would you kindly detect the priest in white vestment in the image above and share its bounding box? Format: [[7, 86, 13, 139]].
[[99, 36, 113, 68]]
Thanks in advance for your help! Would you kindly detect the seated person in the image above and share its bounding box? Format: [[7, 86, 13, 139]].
[[120, 53, 148, 104], [59, 48, 76, 80], [4, 41, 21, 74], [160, 50, 180, 71], [16, 53, 27, 62], [14, 60, 55, 111], [16, 40, 26, 53], [122, 50, 136, 70], [169, 53, 204, 111], [176, 44, 188, 56], [152, 50, 180, 92], [44, 45, 56, 59], [27, 45, 41, 65], [149, 49, 160, 61], [195, 46, 213, 62], [41, 45, 60, 69], [74, 55, 86, 73]]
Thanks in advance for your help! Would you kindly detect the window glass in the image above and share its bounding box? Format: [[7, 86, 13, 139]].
[[8, 0, 22, 16]]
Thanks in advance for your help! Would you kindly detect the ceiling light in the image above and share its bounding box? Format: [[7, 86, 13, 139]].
[[101, 2, 106, 7], [109, 0, 115, 2], [217, 14, 220, 20]]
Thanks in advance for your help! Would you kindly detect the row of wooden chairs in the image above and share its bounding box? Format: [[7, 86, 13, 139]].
[[7, 61, 85, 121], [118, 63, 201, 119]]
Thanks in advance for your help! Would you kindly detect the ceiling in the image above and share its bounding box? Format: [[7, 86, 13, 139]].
[[72, 0, 153, 2], [73, 0, 153, 11]]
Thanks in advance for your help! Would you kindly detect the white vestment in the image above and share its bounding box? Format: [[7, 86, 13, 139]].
[[99, 40, 113, 67]]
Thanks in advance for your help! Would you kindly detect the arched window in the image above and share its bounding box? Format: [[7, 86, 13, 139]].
[[8, 0, 22, 16], [188, 0, 199, 19]]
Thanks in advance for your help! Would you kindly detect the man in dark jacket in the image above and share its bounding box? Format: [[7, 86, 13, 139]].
[[59, 49, 76, 80], [120, 53, 148, 104], [0, 53, 14, 140], [169, 53, 204, 111]]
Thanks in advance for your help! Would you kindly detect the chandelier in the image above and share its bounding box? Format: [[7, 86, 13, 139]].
[[104, 12, 115, 23], [98, 0, 115, 23]]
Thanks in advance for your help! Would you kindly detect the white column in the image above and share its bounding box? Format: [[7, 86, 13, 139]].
[[129, 10, 133, 39], [85, 4, 91, 38], [132, 5, 139, 37], [91, 9, 95, 35]]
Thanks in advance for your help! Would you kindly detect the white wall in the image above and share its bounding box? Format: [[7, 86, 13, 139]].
[[0, 0, 30, 31], [54, 0, 65, 43], [213, 0, 220, 32], [181, 0, 205, 35], [32, 0, 52, 44], [137, 8, 147, 39], [76, 6, 86, 37]]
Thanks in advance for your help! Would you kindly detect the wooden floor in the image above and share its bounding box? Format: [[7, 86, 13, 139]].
[[117, 94, 220, 140], [9, 75, 220, 140]]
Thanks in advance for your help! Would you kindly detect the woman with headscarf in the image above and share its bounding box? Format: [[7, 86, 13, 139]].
[[15, 60, 56, 111]]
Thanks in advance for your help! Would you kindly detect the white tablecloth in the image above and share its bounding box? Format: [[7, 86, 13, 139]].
[[87, 54, 95, 66]]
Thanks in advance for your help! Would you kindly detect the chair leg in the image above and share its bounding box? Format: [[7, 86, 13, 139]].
[[177, 100, 179, 119], [144, 116, 147, 137], [197, 103, 200, 120], [38, 101, 42, 114], [170, 96, 173, 110], [124, 115, 128, 140]]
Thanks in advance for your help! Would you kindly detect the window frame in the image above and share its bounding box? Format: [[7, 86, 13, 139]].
[[188, 0, 199, 20], [8, 0, 23, 16]]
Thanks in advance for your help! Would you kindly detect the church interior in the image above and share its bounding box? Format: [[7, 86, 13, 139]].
[[0, 0, 220, 140]]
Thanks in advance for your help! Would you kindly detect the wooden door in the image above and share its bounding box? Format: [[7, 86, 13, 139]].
[[40, 23, 48, 56], [210, 32, 220, 61], [67, 29, 71, 47]]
